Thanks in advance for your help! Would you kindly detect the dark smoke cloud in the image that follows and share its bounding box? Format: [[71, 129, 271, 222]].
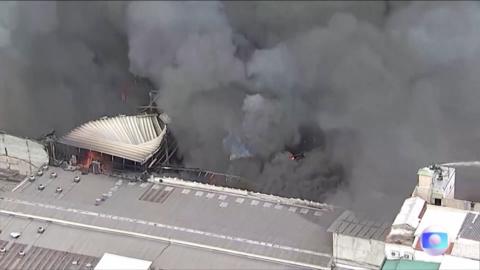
[[0, 1, 147, 137], [127, 1, 480, 218], [2, 1, 480, 218]]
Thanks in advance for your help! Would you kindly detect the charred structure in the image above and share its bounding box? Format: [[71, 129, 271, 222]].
[[47, 113, 178, 174]]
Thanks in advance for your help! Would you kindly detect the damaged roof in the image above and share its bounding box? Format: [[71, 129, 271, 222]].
[[59, 114, 166, 164], [327, 210, 391, 241]]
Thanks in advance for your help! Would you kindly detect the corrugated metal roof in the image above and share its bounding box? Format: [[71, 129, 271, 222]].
[[393, 197, 425, 228], [0, 240, 99, 269], [458, 212, 480, 241], [382, 260, 440, 270], [59, 114, 166, 164], [327, 210, 391, 241]]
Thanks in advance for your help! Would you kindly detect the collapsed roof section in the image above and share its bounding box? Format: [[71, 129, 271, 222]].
[[59, 114, 167, 164]]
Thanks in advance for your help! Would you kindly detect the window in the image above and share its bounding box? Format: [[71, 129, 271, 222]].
[[390, 250, 400, 258], [434, 198, 442, 206], [403, 252, 413, 260]]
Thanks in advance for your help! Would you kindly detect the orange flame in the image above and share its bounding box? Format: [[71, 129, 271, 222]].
[[82, 151, 101, 169]]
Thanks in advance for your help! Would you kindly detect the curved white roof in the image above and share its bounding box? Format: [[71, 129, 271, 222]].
[[59, 114, 166, 164]]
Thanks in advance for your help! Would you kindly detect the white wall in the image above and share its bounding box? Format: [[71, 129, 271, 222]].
[[384, 242, 415, 260], [0, 156, 35, 176], [333, 234, 385, 267], [451, 238, 480, 260], [440, 255, 479, 270], [414, 249, 444, 264]]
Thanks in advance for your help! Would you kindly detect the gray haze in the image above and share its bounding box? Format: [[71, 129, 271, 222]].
[[2, 1, 480, 218]]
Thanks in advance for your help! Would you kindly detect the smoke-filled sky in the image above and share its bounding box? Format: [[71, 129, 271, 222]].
[[2, 1, 480, 218]]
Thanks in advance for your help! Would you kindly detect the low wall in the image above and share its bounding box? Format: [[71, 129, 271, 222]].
[[333, 234, 385, 268], [0, 155, 35, 176]]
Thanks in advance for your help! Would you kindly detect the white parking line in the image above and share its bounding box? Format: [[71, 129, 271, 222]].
[[314, 211, 323, 217], [164, 186, 174, 192], [300, 208, 309, 214], [251, 200, 259, 206], [0, 208, 330, 270], [152, 184, 161, 190], [0, 198, 332, 262], [206, 193, 215, 199], [274, 204, 283, 210], [235, 198, 245, 204], [263, 202, 272, 208], [288, 207, 297, 213], [219, 202, 228, 208], [218, 195, 227, 201], [195, 191, 204, 197], [181, 189, 191, 194]]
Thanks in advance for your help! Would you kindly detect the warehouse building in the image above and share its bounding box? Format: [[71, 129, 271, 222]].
[[51, 113, 177, 174]]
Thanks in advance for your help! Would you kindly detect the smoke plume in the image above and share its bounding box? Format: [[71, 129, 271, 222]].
[[3, 1, 480, 218], [0, 1, 148, 137]]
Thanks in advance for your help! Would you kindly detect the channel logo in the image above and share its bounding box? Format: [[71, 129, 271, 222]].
[[420, 225, 449, 256]]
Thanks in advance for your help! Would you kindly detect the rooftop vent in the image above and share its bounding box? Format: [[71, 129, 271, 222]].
[[10, 232, 20, 239], [73, 176, 81, 183]]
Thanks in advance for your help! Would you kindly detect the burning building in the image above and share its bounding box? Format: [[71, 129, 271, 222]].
[[50, 113, 177, 174]]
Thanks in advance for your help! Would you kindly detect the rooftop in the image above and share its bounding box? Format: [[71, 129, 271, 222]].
[[0, 239, 99, 269], [327, 210, 391, 241], [458, 212, 480, 241], [414, 204, 468, 240], [0, 166, 344, 269], [59, 114, 166, 164]]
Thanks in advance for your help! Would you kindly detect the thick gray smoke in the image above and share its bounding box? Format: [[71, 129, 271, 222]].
[[2, 1, 480, 218], [0, 1, 148, 137], [126, 1, 480, 218]]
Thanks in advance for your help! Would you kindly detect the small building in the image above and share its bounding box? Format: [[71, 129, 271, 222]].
[[328, 210, 390, 269], [415, 165, 456, 206], [385, 197, 426, 261], [413, 164, 480, 210], [53, 114, 177, 173]]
